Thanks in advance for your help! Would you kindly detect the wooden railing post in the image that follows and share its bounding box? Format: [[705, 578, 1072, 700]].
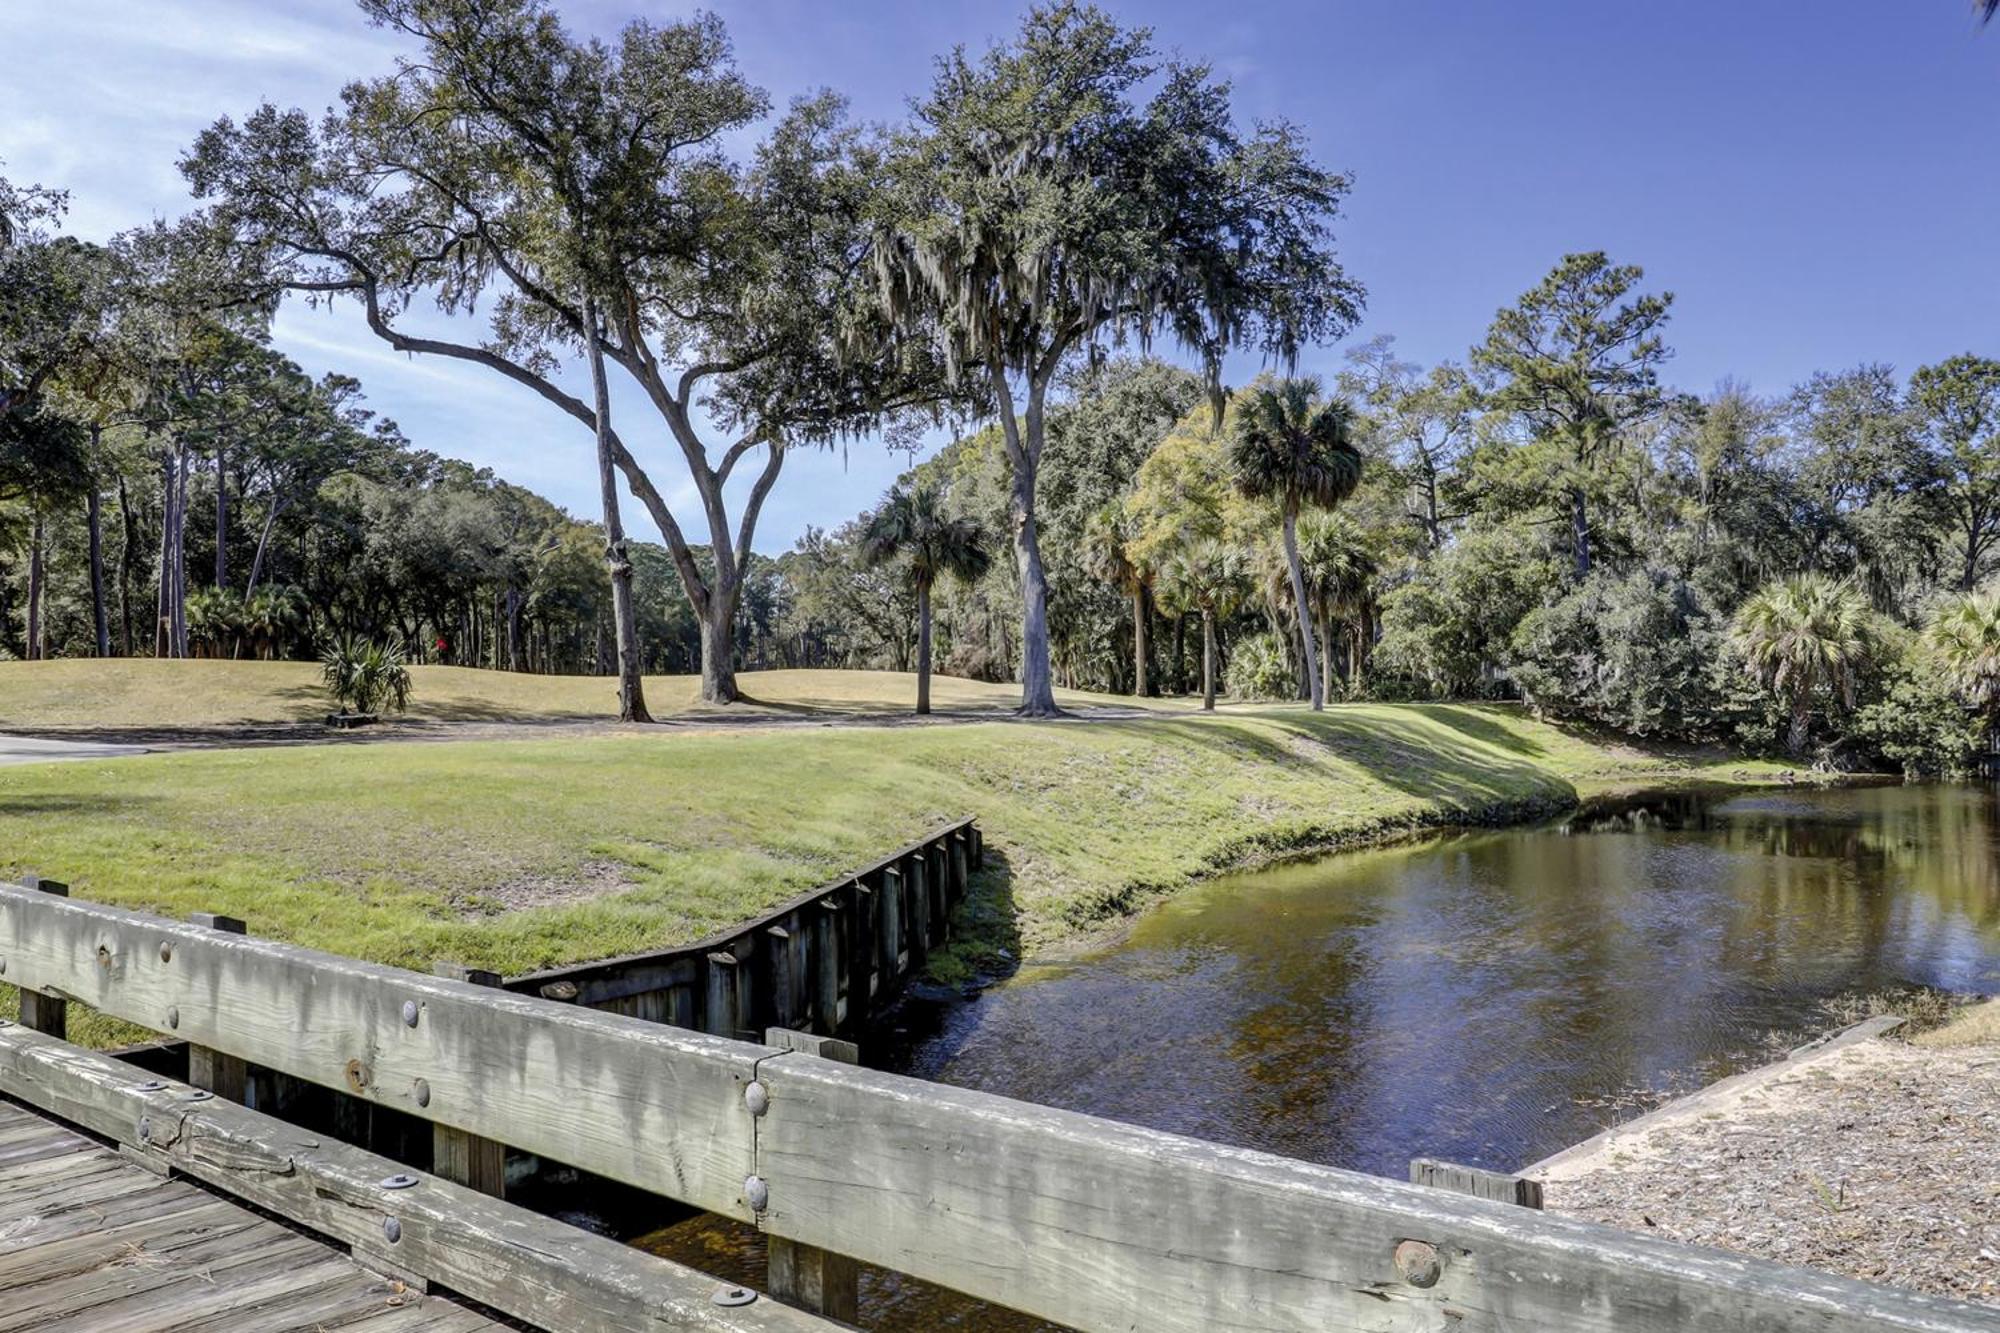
[[432, 961, 507, 1197], [1408, 1157, 1544, 1209], [185, 912, 247, 1101], [764, 1028, 861, 1322], [15, 877, 69, 1038]]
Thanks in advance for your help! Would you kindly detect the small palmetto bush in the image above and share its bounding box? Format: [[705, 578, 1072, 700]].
[[321, 633, 414, 715], [1224, 631, 1297, 701]]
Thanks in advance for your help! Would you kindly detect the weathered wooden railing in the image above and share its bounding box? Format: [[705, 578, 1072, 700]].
[[505, 817, 981, 1039], [4, 879, 1998, 1333]]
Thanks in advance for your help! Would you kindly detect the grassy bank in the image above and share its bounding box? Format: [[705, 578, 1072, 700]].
[[0, 695, 1787, 1047], [0, 659, 1164, 729]]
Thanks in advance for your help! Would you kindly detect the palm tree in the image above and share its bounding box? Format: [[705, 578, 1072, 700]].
[[1230, 378, 1365, 709], [1730, 574, 1876, 756], [1298, 513, 1377, 701], [864, 481, 992, 715], [1081, 503, 1151, 697], [1927, 586, 2000, 752], [1160, 539, 1247, 710]]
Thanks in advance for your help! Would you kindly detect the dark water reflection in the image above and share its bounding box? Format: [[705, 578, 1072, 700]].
[[638, 781, 2000, 1328]]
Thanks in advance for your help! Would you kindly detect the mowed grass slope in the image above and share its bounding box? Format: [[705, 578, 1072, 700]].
[[0, 698, 1773, 996], [0, 659, 1166, 729]]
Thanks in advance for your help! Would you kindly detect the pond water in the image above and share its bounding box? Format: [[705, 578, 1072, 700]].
[[638, 780, 2000, 1327]]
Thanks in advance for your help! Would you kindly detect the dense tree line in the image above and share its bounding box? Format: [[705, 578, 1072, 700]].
[[6, 1, 1998, 774], [796, 250, 2000, 773]]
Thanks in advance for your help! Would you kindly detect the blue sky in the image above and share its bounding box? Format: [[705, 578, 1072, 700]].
[[7, 1, 1998, 550]]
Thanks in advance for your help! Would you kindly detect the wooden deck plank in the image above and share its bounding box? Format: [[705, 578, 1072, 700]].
[[0, 1100, 506, 1332]]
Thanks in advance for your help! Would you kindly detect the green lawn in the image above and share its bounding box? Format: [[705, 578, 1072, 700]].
[[0, 659, 1171, 729], [0, 685, 1786, 1049]]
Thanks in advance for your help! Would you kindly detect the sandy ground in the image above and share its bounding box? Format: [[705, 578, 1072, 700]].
[[1535, 1010, 2000, 1308]]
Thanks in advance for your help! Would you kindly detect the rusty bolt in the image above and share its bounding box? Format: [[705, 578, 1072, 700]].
[[1394, 1239, 1442, 1288], [345, 1058, 371, 1094]]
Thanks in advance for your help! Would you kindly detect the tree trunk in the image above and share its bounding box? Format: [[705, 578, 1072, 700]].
[[1201, 608, 1216, 711], [117, 472, 135, 657], [25, 511, 45, 661], [245, 496, 286, 599], [156, 451, 175, 657], [214, 442, 229, 588], [1787, 697, 1812, 757], [916, 580, 933, 715], [699, 587, 739, 704], [86, 468, 109, 658], [505, 588, 524, 671], [583, 296, 651, 723], [1131, 587, 1148, 698], [1570, 485, 1592, 581], [173, 444, 190, 657], [1320, 610, 1334, 702], [1282, 505, 1324, 710]]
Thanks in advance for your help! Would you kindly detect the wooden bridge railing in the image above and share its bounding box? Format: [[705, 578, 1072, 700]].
[[3, 880, 1998, 1333]]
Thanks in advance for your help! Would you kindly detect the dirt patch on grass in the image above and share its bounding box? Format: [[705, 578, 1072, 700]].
[[458, 859, 642, 915]]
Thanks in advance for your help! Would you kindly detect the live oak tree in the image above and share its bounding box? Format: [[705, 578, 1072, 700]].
[[869, 3, 1363, 715], [1474, 251, 1673, 581], [1906, 354, 2000, 591], [184, 0, 932, 711]]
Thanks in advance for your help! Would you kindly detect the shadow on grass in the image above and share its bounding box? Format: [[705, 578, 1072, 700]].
[[1088, 706, 1571, 810], [1415, 703, 1550, 758], [0, 794, 160, 817]]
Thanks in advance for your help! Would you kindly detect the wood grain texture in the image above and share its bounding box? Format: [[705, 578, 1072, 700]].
[[0, 1023, 839, 1332], [0, 1096, 495, 1332], [1410, 1157, 1545, 1209], [0, 881, 763, 1218], [750, 1050, 2000, 1333]]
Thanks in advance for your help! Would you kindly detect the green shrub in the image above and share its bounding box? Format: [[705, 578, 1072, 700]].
[[1224, 631, 1296, 701], [1509, 567, 1729, 739], [321, 633, 414, 715]]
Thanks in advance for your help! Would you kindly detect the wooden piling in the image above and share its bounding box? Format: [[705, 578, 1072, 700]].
[[846, 880, 875, 1023], [15, 877, 69, 1038], [703, 951, 743, 1040], [764, 1028, 861, 1323], [875, 866, 903, 986], [766, 925, 802, 1030], [906, 856, 931, 965], [185, 912, 248, 1102], [949, 830, 970, 908], [813, 899, 843, 1033], [432, 962, 507, 1197]]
